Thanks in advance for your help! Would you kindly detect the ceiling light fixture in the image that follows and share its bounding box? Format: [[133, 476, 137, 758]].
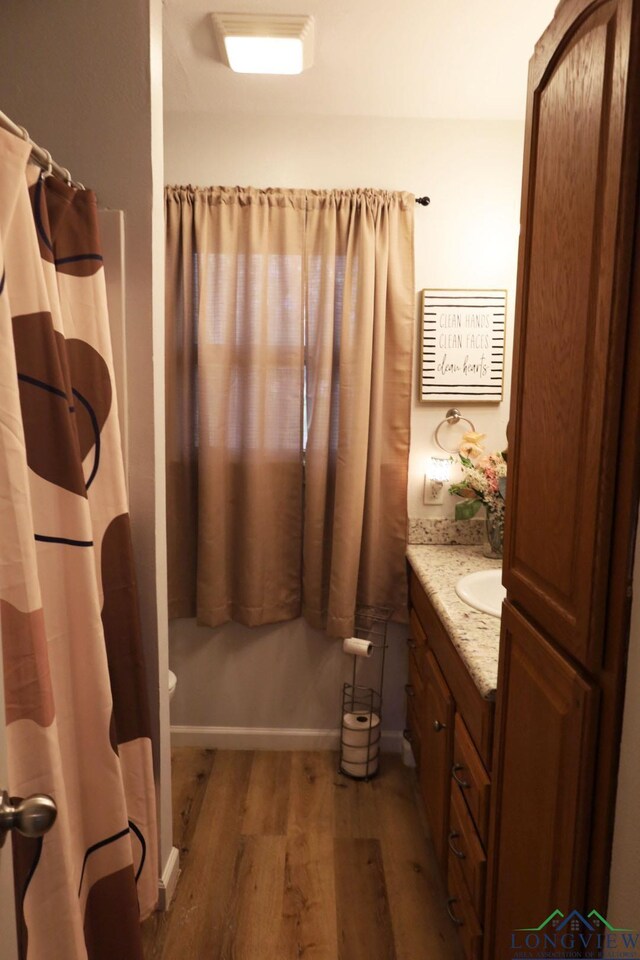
[[211, 13, 315, 75]]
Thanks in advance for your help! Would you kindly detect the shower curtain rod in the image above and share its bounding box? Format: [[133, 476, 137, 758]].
[[0, 108, 85, 189]]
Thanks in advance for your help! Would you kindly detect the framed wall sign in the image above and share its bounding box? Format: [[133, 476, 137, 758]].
[[420, 288, 507, 402]]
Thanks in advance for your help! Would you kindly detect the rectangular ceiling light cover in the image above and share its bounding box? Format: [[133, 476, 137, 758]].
[[211, 13, 315, 74]]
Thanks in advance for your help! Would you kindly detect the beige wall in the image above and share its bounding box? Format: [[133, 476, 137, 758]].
[[0, 0, 173, 882], [164, 112, 524, 733], [170, 617, 409, 736]]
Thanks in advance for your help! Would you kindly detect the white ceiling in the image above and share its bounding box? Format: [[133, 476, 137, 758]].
[[163, 0, 558, 119]]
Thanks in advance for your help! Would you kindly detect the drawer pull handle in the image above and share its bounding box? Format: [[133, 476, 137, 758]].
[[403, 728, 413, 742], [433, 720, 446, 733], [447, 898, 464, 926], [407, 638, 417, 650], [452, 763, 470, 788], [448, 831, 466, 859], [405, 684, 415, 697]]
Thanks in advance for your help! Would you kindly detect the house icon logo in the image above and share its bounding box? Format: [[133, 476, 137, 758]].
[[510, 908, 639, 959]]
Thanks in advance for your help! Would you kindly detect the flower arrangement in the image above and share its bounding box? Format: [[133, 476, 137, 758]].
[[449, 431, 507, 556]]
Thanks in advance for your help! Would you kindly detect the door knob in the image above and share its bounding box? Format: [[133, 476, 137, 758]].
[[0, 790, 57, 847]]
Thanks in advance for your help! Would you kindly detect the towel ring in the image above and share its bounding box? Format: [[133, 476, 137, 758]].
[[434, 408, 476, 453]]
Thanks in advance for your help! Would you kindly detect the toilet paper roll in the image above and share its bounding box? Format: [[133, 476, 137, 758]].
[[341, 712, 381, 778], [342, 711, 381, 735], [342, 636, 373, 658], [340, 753, 379, 778], [342, 742, 380, 764]]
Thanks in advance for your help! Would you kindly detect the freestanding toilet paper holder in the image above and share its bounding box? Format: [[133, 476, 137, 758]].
[[339, 606, 390, 781]]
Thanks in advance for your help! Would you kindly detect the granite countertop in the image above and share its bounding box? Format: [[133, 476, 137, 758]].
[[406, 543, 502, 700]]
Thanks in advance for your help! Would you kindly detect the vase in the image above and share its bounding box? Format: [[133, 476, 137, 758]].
[[484, 505, 504, 559]]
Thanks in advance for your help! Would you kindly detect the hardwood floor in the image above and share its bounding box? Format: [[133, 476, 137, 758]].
[[142, 748, 461, 960]]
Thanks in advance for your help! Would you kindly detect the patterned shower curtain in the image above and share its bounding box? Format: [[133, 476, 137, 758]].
[[0, 127, 157, 959]]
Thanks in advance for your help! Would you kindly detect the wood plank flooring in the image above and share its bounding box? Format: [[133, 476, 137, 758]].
[[142, 748, 461, 960]]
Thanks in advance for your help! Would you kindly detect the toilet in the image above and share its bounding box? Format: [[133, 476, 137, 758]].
[[168, 669, 177, 703]]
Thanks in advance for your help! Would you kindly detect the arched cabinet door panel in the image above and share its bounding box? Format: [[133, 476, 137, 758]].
[[503, 0, 638, 671], [485, 602, 598, 960]]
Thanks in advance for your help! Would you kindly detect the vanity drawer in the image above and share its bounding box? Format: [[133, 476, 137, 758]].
[[452, 714, 491, 846], [448, 780, 486, 918], [447, 850, 483, 960]]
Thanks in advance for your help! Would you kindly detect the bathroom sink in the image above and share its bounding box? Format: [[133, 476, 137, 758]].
[[455, 569, 506, 618]]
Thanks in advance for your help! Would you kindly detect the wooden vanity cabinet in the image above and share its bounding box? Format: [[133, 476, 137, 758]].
[[407, 569, 494, 960], [405, 608, 428, 764], [405, 637, 424, 767], [409, 573, 494, 770], [419, 649, 454, 870]]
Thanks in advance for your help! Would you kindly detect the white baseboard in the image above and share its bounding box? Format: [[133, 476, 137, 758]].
[[170, 724, 404, 754], [157, 845, 180, 911]]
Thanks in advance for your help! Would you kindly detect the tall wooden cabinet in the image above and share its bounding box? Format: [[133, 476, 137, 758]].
[[485, 0, 640, 956]]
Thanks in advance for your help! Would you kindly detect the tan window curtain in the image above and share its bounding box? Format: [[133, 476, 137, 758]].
[[165, 190, 199, 619], [165, 186, 414, 637], [303, 190, 415, 636], [166, 187, 306, 627]]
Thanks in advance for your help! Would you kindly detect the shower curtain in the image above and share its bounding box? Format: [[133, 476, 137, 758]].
[[0, 127, 157, 959]]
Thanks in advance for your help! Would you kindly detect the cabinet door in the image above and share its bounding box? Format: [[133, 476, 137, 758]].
[[405, 646, 425, 768], [485, 603, 598, 959], [420, 650, 455, 870], [503, 0, 637, 670]]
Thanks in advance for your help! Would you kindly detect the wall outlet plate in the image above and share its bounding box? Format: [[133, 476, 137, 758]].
[[423, 476, 444, 505]]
